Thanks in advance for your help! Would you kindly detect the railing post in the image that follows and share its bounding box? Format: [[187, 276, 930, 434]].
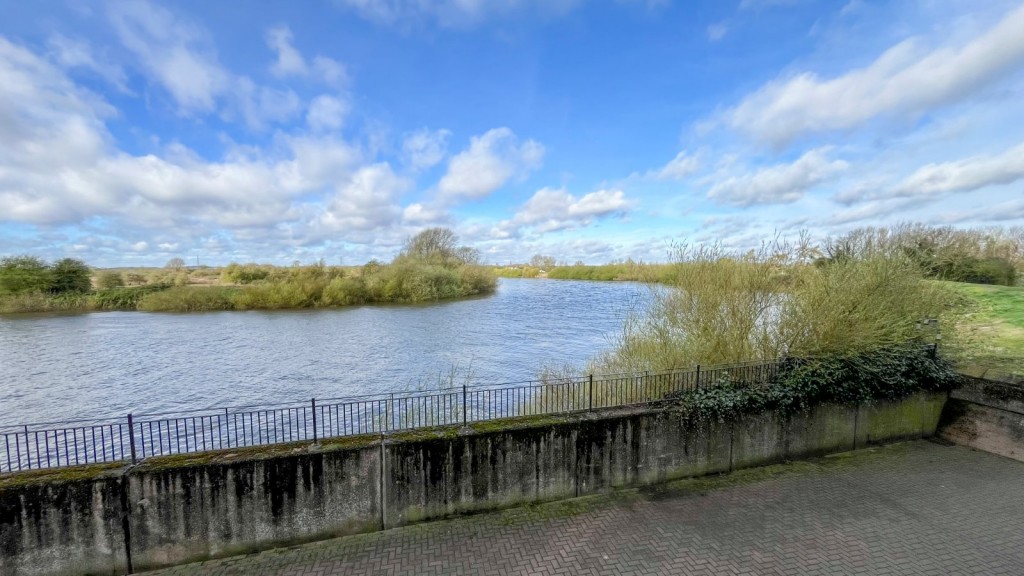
[[462, 384, 468, 426], [311, 398, 318, 443], [695, 364, 701, 389], [127, 414, 137, 465], [389, 393, 395, 431], [24, 425, 30, 469], [588, 374, 594, 411]]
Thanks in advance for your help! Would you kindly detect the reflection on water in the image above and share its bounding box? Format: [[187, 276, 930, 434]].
[[0, 279, 650, 424]]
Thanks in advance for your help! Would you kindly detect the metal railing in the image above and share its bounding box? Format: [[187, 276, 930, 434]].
[[0, 360, 780, 474]]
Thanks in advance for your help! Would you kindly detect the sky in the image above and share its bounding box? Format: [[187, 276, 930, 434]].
[[1, 0, 1023, 267]]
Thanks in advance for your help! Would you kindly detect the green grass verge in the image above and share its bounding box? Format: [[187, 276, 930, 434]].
[[945, 281, 1024, 373]]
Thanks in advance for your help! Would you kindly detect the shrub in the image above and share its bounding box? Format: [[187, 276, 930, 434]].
[[138, 286, 238, 312], [593, 242, 956, 374], [49, 258, 92, 294], [94, 284, 171, 310], [220, 263, 271, 284], [96, 271, 125, 290], [0, 255, 51, 294]]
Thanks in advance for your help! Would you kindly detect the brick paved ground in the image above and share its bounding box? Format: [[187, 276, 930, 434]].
[[149, 441, 1024, 575]]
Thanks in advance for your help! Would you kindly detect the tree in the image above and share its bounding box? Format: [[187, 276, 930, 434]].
[[97, 271, 126, 290], [49, 258, 92, 294], [529, 254, 557, 269], [400, 228, 459, 265], [166, 257, 186, 270], [0, 256, 51, 294]]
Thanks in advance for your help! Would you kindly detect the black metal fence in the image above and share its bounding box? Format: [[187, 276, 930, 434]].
[[0, 360, 780, 474]]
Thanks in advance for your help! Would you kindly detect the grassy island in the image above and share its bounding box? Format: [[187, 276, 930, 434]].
[[0, 228, 497, 314]]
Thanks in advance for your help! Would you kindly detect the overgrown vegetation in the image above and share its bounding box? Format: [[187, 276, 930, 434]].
[[0, 228, 496, 314], [820, 224, 1022, 286], [592, 241, 956, 374]]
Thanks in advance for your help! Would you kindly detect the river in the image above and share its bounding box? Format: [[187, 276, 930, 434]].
[[0, 279, 650, 425]]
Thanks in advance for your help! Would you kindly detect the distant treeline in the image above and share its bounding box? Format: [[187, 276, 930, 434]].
[[0, 228, 496, 314]]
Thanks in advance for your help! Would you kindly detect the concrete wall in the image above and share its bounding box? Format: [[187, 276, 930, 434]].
[[0, 470, 128, 576], [0, 391, 947, 575], [939, 370, 1024, 462]]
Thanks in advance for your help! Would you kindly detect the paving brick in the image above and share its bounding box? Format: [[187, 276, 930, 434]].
[[150, 441, 1024, 576]]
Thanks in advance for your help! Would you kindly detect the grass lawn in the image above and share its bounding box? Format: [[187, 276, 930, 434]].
[[945, 281, 1024, 374]]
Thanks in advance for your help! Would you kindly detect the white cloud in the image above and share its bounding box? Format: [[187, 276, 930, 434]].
[[707, 23, 728, 42], [312, 56, 348, 88], [266, 25, 307, 77], [233, 78, 302, 130], [402, 128, 451, 171], [707, 148, 848, 206], [936, 197, 1024, 224], [46, 34, 129, 91], [727, 4, 1024, 145], [437, 127, 544, 202], [653, 151, 700, 181], [318, 163, 410, 233], [130, 241, 149, 252], [402, 203, 449, 225], [495, 187, 636, 237], [892, 141, 1024, 198], [108, 0, 227, 113], [306, 95, 350, 132], [0, 35, 366, 236], [265, 25, 348, 88], [157, 242, 179, 251]]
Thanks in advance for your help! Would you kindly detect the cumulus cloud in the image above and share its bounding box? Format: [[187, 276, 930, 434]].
[[707, 148, 848, 206], [727, 4, 1024, 145], [494, 187, 636, 237], [891, 141, 1024, 198], [317, 163, 410, 233], [402, 128, 451, 171], [402, 202, 449, 225], [0, 35, 370, 244], [437, 128, 544, 202]]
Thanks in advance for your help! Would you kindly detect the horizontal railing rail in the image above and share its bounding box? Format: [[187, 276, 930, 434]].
[[1, 360, 782, 474]]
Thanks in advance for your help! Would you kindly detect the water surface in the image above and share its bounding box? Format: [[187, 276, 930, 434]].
[[0, 279, 649, 424]]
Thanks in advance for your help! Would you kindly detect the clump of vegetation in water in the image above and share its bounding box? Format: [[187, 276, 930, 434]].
[[0, 228, 497, 314]]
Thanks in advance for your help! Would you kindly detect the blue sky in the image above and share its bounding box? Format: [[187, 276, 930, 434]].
[[1, 0, 1023, 266]]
